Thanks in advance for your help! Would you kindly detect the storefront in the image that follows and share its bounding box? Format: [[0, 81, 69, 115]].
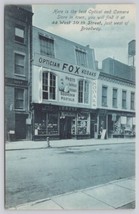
[[31, 53, 99, 140], [108, 112, 135, 138], [32, 104, 93, 140]]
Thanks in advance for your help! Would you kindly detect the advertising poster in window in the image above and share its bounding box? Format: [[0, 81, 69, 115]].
[[3, 1, 137, 213]]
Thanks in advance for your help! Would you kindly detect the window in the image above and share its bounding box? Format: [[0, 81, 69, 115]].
[[15, 89, 24, 109], [39, 35, 54, 57], [15, 27, 24, 43], [43, 72, 56, 100], [76, 49, 87, 67], [102, 86, 107, 107], [112, 88, 118, 108], [15, 53, 25, 75], [131, 92, 135, 110], [122, 90, 127, 109], [78, 80, 89, 104]]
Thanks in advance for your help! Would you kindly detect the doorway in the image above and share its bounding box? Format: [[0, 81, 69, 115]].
[[60, 117, 72, 139], [15, 114, 27, 140]]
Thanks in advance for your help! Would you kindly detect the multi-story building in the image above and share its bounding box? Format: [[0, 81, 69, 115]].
[[95, 58, 135, 139], [4, 6, 135, 141], [31, 26, 99, 140], [4, 5, 33, 140]]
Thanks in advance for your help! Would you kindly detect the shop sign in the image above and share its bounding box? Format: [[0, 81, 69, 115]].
[[34, 53, 99, 80], [61, 112, 76, 118], [112, 113, 117, 121], [59, 73, 78, 104], [121, 116, 127, 124], [133, 117, 136, 125], [92, 80, 97, 107], [5, 77, 28, 87]]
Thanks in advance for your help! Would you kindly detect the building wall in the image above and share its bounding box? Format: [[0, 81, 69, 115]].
[[33, 26, 95, 69], [4, 5, 33, 140], [97, 76, 135, 112]]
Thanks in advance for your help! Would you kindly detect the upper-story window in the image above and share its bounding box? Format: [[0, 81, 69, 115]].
[[39, 35, 55, 58], [15, 88, 24, 110], [43, 72, 56, 100], [112, 88, 118, 108], [76, 49, 87, 67], [78, 80, 89, 104], [102, 86, 107, 107], [15, 53, 25, 75], [15, 26, 25, 43], [122, 90, 127, 109], [131, 92, 135, 110]]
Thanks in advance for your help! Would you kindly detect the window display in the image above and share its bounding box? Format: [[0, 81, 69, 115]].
[[77, 113, 90, 135]]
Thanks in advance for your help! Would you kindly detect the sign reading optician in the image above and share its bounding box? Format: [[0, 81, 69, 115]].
[[33, 53, 99, 80]]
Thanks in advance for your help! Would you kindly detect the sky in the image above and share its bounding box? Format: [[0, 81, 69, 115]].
[[32, 4, 136, 68]]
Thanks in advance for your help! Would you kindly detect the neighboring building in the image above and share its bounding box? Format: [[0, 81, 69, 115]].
[[96, 58, 135, 139], [4, 5, 33, 140], [31, 26, 99, 140]]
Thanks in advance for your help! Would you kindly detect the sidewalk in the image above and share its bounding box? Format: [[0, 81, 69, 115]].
[[5, 138, 135, 151], [10, 177, 135, 210]]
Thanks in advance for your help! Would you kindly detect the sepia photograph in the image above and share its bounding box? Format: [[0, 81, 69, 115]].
[[3, 1, 137, 211]]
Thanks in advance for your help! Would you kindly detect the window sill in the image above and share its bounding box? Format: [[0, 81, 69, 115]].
[[14, 74, 26, 78]]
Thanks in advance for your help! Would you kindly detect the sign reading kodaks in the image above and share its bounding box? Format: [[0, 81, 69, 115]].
[[34, 53, 99, 79]]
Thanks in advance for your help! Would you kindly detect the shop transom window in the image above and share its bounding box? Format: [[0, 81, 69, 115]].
[[39, 35, 55, 57], [78, 80, 89, 104], [42, 72, 56, 100], [76, 49, 87, 67]]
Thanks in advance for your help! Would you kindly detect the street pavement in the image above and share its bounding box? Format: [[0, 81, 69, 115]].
[[10, 177, 135, 210], [6, 138, 136, 210], [5, 137, 135, 151]]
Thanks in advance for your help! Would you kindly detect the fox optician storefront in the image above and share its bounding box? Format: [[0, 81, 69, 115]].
[[32, 54, 99, 140]]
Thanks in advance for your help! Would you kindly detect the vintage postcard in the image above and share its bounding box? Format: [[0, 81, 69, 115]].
[[4, 3, 136, 211]]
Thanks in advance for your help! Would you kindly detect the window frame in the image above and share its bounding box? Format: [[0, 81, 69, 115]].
[[131, 92, 135, 110], [15, 26, 25, 44], [112, 88, 118, 108], [42, 71, 57, 101], [102, 85, 108, 107], [78, 79, 89, 104], [122, 90, 127, 109], [75, 48, 87, 67], [14, 52, 25, 76], [14, 88, 25, 110], [39, 35, 55, 58]]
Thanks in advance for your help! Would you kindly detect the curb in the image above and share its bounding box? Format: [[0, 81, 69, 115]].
[[5, 141, 135, 151]]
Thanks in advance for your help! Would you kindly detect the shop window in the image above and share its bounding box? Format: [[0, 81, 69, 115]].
[[34, 112, 58, 135], [15, 88, 24, 110], [76, 49, 87, 67], [102, 86, 107, 107], [39, 35, 55, 57], [42, 72, 56, 100], [77, 113, 90, 135], [15, 26, 25, 43], [131, 92, 135, 110], [15, 53, 25, 75], [112, 88, 117, 108], [47, 113, 58, 135], [78, 80, 89, 104], [122, 90, 127, 109]]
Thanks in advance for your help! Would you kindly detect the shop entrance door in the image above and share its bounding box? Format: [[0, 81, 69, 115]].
[[15, 114, 27, 139], [60, 117, 72, 139]]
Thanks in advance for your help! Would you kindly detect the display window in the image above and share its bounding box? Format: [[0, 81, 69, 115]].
[[77, 113, 90, 135]]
